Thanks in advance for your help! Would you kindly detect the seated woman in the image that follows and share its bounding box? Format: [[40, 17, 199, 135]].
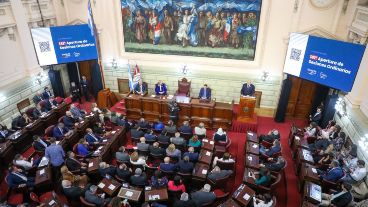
[[249, 167, 272, 187], [304, 122, 318, 139], [166, 144, 181, 158], [253, 193, 274, 207], [60, 165, 88, 187], [116, 163, 132, 181], [188, 135, 201, 148], [130, 151, 148, 168], [77, 138, 91, 157], [212, 152, 235, 167], [213, 128, 228, 142], [168, 175, 186, 192], [151, 170, 168, 187]]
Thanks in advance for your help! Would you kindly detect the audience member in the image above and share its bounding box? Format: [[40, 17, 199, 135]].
[[77, 138, 91, 157], [6, 165, 35, 188], [343, 160, 367, 184], [178, 156, 194, 174], [99, 162, 117, 178], [62, 180, 89, 201], [32, 104, 47, 119], [130, 168, 147, 186], [154, 121, 165, 131], [168, 175, 186, 192], [304, 122, 318, 138], [65, 151, 87, 173], [60, 165, 88, 186], [190, 184, 216, 206], [253, 193, 273, 207], [43, 86, 54, 99], [319, 183, 353, 207], [116, 146, 130, 163], [32, 135, 49, 152], [194, 122, 206, 136], [260, 139, 281, 157], [13, 154, 36, 170], [45, 137, 65, 181], [160, 157, 178, 172], [212, 152, 235, 167], [137, 118, 150, 129], [63, 111, 78, 129], [70, 104, 85, 120], [44, 98, 58, 111], [249, 167, 271, 187], [188, 135, 201, 148], [182, 147, 199, 162], [116, 163, 132, 181], [261, 156, 286, 172], [171, 132, 186, 147], [137, 137, 150, 151], [213, 128, 227, 142], [32, 91, 44, 105], [149, 142, 165, 156], [318, 160, 345, 183], [173, 192, 196, 207], [85, 128, 103, 145], [179, 121, 192, 134], [151, 170, 168, 187], [208, 166, 233, 182], [131, 126, 144, 138], [144, 130, 157, 142], [110, 111, 118, 124], [158, 132, 170, 143], [53, 122, 70, 140], [85, 185, 111, 207], [259, 129, 280, 143], [164, 120, 177, 134], [166, 144, 181, 158], [130, 151, 147, 167], [12, 113, 32, 130]]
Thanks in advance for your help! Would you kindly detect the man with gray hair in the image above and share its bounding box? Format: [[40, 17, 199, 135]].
[[260, 129, 280, 143], [190, 184, 216, 206], [62, 179, 89, 201], [137, 137, 149, 151], [84, 185, 110, 207], [171, 132, 186, 147], [130, 168, 147, 186], [207, 166, 233, 182], [174, 192, 197, 207], [98, 162, 116, 178], [194, 122, 206, 136], [179, 121, 192, 134]]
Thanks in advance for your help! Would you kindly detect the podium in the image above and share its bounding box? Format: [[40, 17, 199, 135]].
[[237, 96, 256, 121]]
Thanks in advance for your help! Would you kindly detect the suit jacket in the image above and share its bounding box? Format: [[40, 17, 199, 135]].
[[85, 133, 102, 145], [174, 200, 197, 207], [99, 166, 116, 178], [191, 191, 216, 207], [130, 174, 147, 186], [214, 134, 227, 142], [32, 108, 43, 120], [331, 191, 353, 207], [208, 170, 233, 181], [137, 143, 149, 151], [321, 167, 344, 182], [149, 146, 165, 156], [178, 160, 194, 173], [52, 126, 69, 140], [85, 190, 105, 207], [42, 91, 53, 99], [77, 144, 90, 157], [137, 121, 150, 129], [44, 99, 57, 111], [179, 126, 192, 134], [155, 83, 167, 95], [199, 87, 211, 99], [116, 168, 131, 181], [159, 163, 178, 172], [241, 83, 255, 96], [115, 151, 130, 162], [311, 112, 322, 123], [265, 161, 285, 172], [32, 95, 43, 105], [265, 145, 281, 157], [183, 152, 199, 162], [33, 139, 49, 152], [171, 137, 186, 146], [131, 129, 144, 138], [63, 116, 77, 129], [63, 186, 84, 201], [70, 108, 85, 119], [144, 133, 157, 141], [134, 83, 147, 94], [158, 134, 170, 143], [65, 158, 82, 172], [80, 80, 88, 91], [6, 172, 29, 188]]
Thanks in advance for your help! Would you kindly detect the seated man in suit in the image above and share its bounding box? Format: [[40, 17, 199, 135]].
[[260, 139, 281, 157], [85, 128, 103, 145], [137, 137, 149, 151], [191, 184, 216, 207], [130, 168, 147, 186], [115, 146, 130, 163], [241, 80, 255, 96], [131, 125, 144, 138], [13, 154, 37, 171], [343, 160, 367, 184], [159, 157, 178, 172], [259, 129, 280, 143], [0, 124, 13, 139], [149, 142, 165, 156], [178, 156, 194, 173], [77, 138, 91, 157], [261, 156, 286, 172], [179, 121, 192, 134], [44, 98, 58, 111], [42, 86, 54, 99], [65, 151, 87, 173], [85, 185, 111, 207], [32, 104, 47, 120], [155, 80, 167, 95], [98, 162, 116, 178], [70, 104, 85, 120], [157, 132, 170, 143], [318, 160, 345, 183], [144, 130, 157, 142], [207, 166, 233, 182], [12, 113, 32, 130], [32, 91, 44, 105], [134, 79, 147, 95], [198, 84, 211, 100], [53, 122, 70, 140], [319, 182, 353, 207], [32, 135, 49, 152], [62, 180, 89, 201], [6, 165, 35, 188], [163, 120, 177, 134], [182, 147, 199, 162], [63, 111, 78, 129], [310, 107, 323, 124], [137, 118, 150, 129], [171, 132, 186, 147]]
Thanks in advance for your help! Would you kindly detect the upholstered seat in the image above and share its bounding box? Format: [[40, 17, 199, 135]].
[[176, 78, 191, 97]]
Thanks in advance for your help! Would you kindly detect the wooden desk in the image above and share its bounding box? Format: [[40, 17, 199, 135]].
[[54, 103, 68, 118], [242, 168, 257, 184], [198, 149, 213, 165], [213, 102, 233, 131], [26, 119, 46, 136], [201, 139, 215, 151], [42, 196, 61, 207], [295, 149, 314, 175], [35, 166, 52, 189], [232, 183, 255, 206], [98, 178, 122, 197], [303, 181, 322, 205], [217, 198, 241, 207], [8, 130, 31, 153], [76, 119, 90, 136], [40, 110, 58, 128], [191, 99, 215, 128], [117, 186, 142, 202], [246, 131, 258, 143], [192, 163, 210, 180], [299, 163, 320, 192], [88, 158, 100, 173], [245, 154, 260, 170], [144, 187, 168, 202], [0, 140, 15, 168], [246, 142, 259, 155]]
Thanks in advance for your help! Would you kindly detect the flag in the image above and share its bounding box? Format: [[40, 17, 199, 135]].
[[132, 64, 141, 83], [223, 17, 232, 42], [154, 12, 164, 45], [87, 0, 94, 36], [127, 63, 134, 91]]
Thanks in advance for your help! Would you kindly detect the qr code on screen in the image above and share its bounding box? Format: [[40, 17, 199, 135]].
[[290, 48, 301, 61], [38, 41, 50, 52]]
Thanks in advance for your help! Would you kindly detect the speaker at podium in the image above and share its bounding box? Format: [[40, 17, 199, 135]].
[[237, 96, 256, 122]]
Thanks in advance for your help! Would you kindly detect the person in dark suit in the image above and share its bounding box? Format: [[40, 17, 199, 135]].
[[178, 156, 194, 173], [207, 166, 233, 182], [149, 142, 165, 156], [144, 130, 157, 142], [179, 121, 192, 134], [6, 165, 35, 188], [116, 163, 132, 181], [198, 84, 211, 100], [241, 80, 255, 96], [53, 123, 69, 140], [262, 156, 286, 172], [191, 184, 216, 207], [182, 147, 199, 162], [318, 160, 345, 183], [115, 146, 130, 163], [44, 98, 58, 111], [0, 124, 13, 139], [160, 157, 178, 172], [131, 126, 144, 138], [42, 87, 53, 100], [32, 104, 47, 120], [155, 80, 167, 95], [63, 111, 78, 129], [130, 168, 147, 186], [80, 76, 90, 102], [259, 129, 280, 143], [32, 92, 44, 105], [85, 128, 102, 145], [12, 113, 32, 130], [320, 182, 353, 207], [32, 135, 49, 152], [85, 185, 110, 207], [65, 151, 87, 172], [137, 118, 150, 129], [134, 79, 147, 95], [158, 132, 170, 143], [310, 107, 322, 124], [98, 162, 116, 178], [163, 120, 177, 134], [174, 192, 197, 207], [137, 137, 150, 151], [213, 128, 228, 142], [171, 132, 186, 147], [260, 140, 281, 157], [70, 82, 81, 103], [62, 180, 89, 201]]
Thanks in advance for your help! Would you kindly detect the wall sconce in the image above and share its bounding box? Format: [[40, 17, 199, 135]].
[[358, 134, 368, 151], [35, 72, 47, 85], [342, 0, 350, 14], [261, 71, 269, 82], [335, 97, 347, 117], [181, 64, 189, 75], [111, 58, 118, 69]]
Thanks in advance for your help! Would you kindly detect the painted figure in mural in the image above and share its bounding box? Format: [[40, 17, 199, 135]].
[[205, 11, 213, 46], [231, 13, 240, 48], [163, 10, 174, 44], [177, 9, 191, 47], [197, 11, 207, 46], [144, 9, 150, 42], [134, 10, 147, 43], [220, 12, 227, 45], [243, 12, 257, 49], [172, 10, 180, 43], [122, 9, 134, 43], [149, 11, 158, 44], [209, 12, 223, 48]]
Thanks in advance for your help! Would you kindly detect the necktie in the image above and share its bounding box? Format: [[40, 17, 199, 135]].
[[59, 127, 63, 135], [203, 89, 206, 98], [90, 133, 98, 141], [140, 85, 143, 93], [14, 172, 27, 181], [160, 85, 162, 91], [39, 139, 47, 147]]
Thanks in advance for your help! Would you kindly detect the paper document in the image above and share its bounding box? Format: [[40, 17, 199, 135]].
[[40, 169, 45, 175], [125, 191, 133, 197], [108, 184, 115, 190], [202, 169, 208, 174], [248, 156, 252, 161], [252, 144, 258, 148], [98, 183, 105, 189], [243, 193, 250, 200], [209, 141, 214, 145], [247, 132, 253, 136], [312, 168, 317, 174], [89, 162, 93, 167], [205, 151, 211, 156], [202, 139, 208, 142]]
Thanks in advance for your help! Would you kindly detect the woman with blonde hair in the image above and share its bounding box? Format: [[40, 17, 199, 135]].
[[60, 165, 88, 187], [166, 144, 181, 158], [129, 151, 147, 168]]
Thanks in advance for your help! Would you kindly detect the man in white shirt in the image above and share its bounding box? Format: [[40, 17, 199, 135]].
[[194, 122, 206, 136], [14, 154, 35, 170], [343, 160, 367, 184]]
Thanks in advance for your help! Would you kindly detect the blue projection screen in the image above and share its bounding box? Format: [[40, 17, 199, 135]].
[[283, 33, 366, 92], [31, 24, 98, 66]]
